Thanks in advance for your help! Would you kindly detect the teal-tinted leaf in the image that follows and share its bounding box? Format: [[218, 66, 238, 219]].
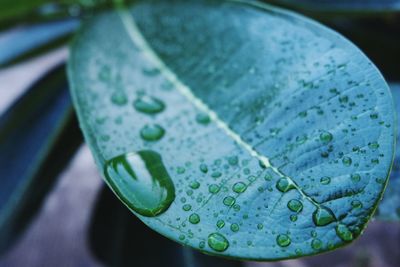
[[376, 84, 400, 221], [267, 0, 400, 14], [0, 65, 82, 254], [68, 0, 395, 260], [0, 19, 78, 67], [90, 185, 244, 267]]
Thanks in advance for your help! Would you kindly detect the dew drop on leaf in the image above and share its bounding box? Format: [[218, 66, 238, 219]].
[[276, 177, 295, 193], [336, 224, 353, 242], [195, 112, 211, 125], [232, 182, 247, 193], [276, 234, 291, 247], [312, 206, 336, 226], [133, 95, 165, 114], [319, 131, 333, 143], [208, 184, 220, 194], [287, 199, 303, 213], [111, 92, 128, 106], [104, 150, 175, 217], [208, 233, 229, 252], [140, 124, 165, 141], [189, 213, 200, 224], [320, 176, 331, 185]]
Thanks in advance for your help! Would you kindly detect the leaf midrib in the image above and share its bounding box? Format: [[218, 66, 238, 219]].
[[116, 4, 322, 210]]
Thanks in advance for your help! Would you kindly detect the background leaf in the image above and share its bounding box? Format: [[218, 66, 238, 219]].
[[90, 185, 244, 267], [0, 65, 82, 254], [266, 0, 400, 15], [376, 84, 400, 221], [68, 0, 395, 261], [0, 19, 79, 67]]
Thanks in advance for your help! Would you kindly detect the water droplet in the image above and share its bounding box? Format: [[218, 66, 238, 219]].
[[232, 182, 247, 193], [217, 220, 225, 229], [370, 113, 379, 119], [320, 131, 333, 143], [342, 156, 352, 166], [228, 156, 239, 166], [177, 167, 186, 174], [276, 234, 291, 247], [211, 171, 222, 178], [287, 199, 303, 213], [111, 92, 128, 106], [351, 174, 361, 182], [182, 204, 192, 211], [133, 95, 165, 114], [104, 151, 175, 217], [320, 176, 331, 185], [199, 163, 208, 173], [208, 233, 229, 252], [311, 238, 323, 250], [351, 200, 362, 209], [368, 142, 379, 149], [257, 223, 264, 230], [208, 184, 220, 194], [296, 134, 308, 144], [312, 206, 336, 226], [276, 177, 295, 193], [336, 224, 353, 242], [199, 241, 205, 249], [230, 223, 239, 232], [140, 124, 165, 141], [189, 213, 200, 224], [190, 181, 200, 189], [223, 196, 235, 207], [196, 113, 211, 125], [290, 214, 298, 222]]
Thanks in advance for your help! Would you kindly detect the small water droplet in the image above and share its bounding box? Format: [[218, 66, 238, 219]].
[[111, 92, 128, 106], [133, 95, 165, 114], [189, 213, 200, 224], [217, 220, 225, 229], [199, 163, 208, 173], [104, 151, 175, 217], [311, 238, 323, 250], [276, 177, 295, 193], [351, 174, 361, 182], [208, 233, 229, 252], [290, 214, 298, 222], [320, 176, 331, 185], [320, 131, 333, 143], [368, 142, 379, 149], [190, 181, 200, 189], [232, 182, 247, 193], [223, 196, 235, 207], [287, 199, 303, 213], [208, 184, 220, 194], [342, 156, 352, 166], [230, 223, 239, 232], [312, 206, 336, 226], [182, 204, 192, 211], [196, 113, 211, 125], [228, 156, 239, 166], [140, 124, 165, 141], [276, 234, 291, 247], [351, 200, 362, 209], [336, 224, 353, 242]]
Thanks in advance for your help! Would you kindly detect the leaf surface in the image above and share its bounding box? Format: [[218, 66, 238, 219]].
[[68, 0, 395, 260]]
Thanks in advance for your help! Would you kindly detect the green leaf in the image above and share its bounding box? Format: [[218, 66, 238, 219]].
[[0, 19, 79, 67], [0, 65, 82, 254], [266, 0, 400, 15], [90, 185, 244, 267], [376, 84, 400, 221], [68, 0, 395, 260]]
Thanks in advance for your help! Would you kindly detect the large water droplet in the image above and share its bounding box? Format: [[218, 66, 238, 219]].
[[312, 206, 336, 226], [133, 95, 165, 114], [208, 233, 229, 252], [140, 124, 165, 141], [104, 151, 175, 217], [276, 234, 291, 247]]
